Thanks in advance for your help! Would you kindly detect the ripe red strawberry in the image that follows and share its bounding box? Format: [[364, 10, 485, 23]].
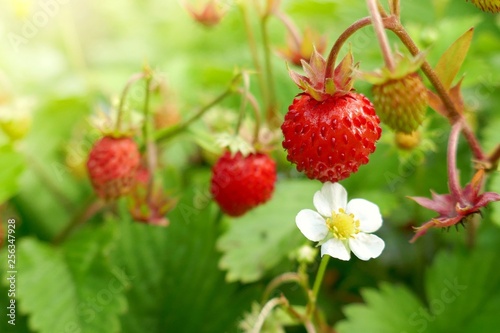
[[210, 151, 277, 217], [282, 92, 381, 182], [86, 136, 140, 200], [282, 48, 381, 183]]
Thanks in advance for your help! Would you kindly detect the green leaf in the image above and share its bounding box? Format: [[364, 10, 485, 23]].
[[114, 190, 257, 333], [0, 144, 25, 204], [424, 249, 500, 332], [336, 248, 500, 333], [217, 179, 320, 283], [336, 283, 424, 333], [435, 28, 474, 90], [5, 223, 126, 333]]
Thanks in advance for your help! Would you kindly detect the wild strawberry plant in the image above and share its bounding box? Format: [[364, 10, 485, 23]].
[[0, 0, 500, 333]]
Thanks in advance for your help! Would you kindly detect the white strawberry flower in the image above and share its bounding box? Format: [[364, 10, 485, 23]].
[[296, 182, 385, 261]]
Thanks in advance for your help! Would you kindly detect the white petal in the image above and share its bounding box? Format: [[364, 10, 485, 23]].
[[346, 198, 382, 233], [296, 209, 329, 242], [313, 182, 348, 216], [320, 238, 351, 261], [349, 233, 385, 261]]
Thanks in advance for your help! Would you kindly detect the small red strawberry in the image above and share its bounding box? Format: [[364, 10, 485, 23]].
[[282, 49, 382, 183], [86, 136, 140, 200], [210, 151, 277, 217]]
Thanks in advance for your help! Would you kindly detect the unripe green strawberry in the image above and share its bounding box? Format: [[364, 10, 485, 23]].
[[467, 0, 500, 12], [372, 73, 428, 133]]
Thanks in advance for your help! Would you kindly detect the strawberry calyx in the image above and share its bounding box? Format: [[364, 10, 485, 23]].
[[288, 47, 357, 101], [359, 52, 426, 85]]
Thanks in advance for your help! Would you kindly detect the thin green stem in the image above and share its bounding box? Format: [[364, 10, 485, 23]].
[[312, 255, 330, 301], [142, 70, 156, 204], [367, 0, 395, 70], [154, 75, 241, 143], [240, 3, 269, 110], [324, 17, 372, 81], [261, 14, 279, 126], [116, 73, 146, 133], [142, 73, 153, 145]]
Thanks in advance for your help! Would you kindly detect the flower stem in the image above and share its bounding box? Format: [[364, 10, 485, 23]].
[[116, 72, 146, 133], [154, 74, 241, 143], [307, 255, 330, 320], [312, 255, 330, 301], [448, 121, 465, 203], [324, 17, 372, 81], [251, 296, 287, 333], [367, 0, 395, 71]]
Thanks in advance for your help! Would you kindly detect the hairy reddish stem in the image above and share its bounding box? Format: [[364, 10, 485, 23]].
[[367, 0, 395, 70], [448, 122, 465, 203]]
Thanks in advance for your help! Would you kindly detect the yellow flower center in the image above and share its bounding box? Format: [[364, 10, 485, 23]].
[[326, 208, 360, 240]]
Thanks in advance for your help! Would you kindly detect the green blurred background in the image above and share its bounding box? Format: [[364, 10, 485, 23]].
[[1, 0, 500, 332]]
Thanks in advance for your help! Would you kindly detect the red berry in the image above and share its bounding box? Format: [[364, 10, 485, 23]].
[[281, 92, 381, 183], [86, 136, 140, 200], [210, 151, 277, 217]]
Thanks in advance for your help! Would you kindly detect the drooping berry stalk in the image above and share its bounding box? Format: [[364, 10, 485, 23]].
[[154, 74, 242, 143], [447, 121, 466, 204], [116, 72, 146, 133], [324, 17, 372, 84], [322, 14, 485, 162]]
